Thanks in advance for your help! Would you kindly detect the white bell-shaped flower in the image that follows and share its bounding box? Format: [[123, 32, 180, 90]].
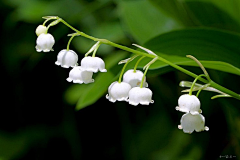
[[35, 25, 47, 36], [80, 56, 107, 73], [36, 33, 55, 52], [66, 66, 94, 84], [128, 87, 154, 106], [176, 94, 202, 115], [178, 113, 209, 134], [55, 49, 78, 68], [106, 81, 131, 102], [123, 69, 148, 88]]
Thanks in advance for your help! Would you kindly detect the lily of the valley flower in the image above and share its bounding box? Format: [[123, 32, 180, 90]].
[[36, 33, 55, 52], [66, 66, 94, 84], [176, 94, 202, 115], [35, 25, 47, 36], [123, 69, 148, 88], [80, 56, 107, 73], [128, 87, 154, 106], [106, 81, 131, 102], [178, 113, 209, 134], [55, 49, 78, 68]]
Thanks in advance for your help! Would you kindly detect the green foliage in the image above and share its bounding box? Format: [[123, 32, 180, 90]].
[[1, 0, 240, 159], [144, 28, 240, 76], [118, 0, 183, 44]]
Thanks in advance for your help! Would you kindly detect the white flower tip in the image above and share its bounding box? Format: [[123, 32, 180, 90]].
[[43, 49, 51, 52], [61, 65, 70, 68], [106, 94, 116, 103], [100, 69, 107, 72], [73, 80, 83, 84], [178, 125, 182, 129], [129, 102, 138, 106], [55, 61, 60, 66], [66, 78, 72, 82], [205, 126, 209, 131], [176, 106, 180, 111], [106, 94, 109, 99], [150, 100, 154, 104]]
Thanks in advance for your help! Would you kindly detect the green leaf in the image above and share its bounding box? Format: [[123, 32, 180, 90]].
[[118, 0, 183, 44], [149, 0, 240, 33], [75, 71, 115, 110], [0, 133, 27, 160], [142, 28, 240, 75]]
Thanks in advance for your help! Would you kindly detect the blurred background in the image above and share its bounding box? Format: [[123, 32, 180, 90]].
[[0, 0, 240, 159]]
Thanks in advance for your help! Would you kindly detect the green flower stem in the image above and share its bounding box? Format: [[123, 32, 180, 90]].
[[67, 34, 77, 51], [189, 74, 208, 96], [187, 55, 211, 81], [118, 56, 135, 83], [133, 56, 145, 72], [92, 43, 101, 57], [59, 18, 240, 100], [43, 18, 52, 26], [140, 66, 149, 88], [196, 84, 210, 97]]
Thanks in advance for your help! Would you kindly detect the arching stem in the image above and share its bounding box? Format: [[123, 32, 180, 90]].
[[133, 56, 145, 72], [189, 74, 208, 96], [140, 66, 149, 88]]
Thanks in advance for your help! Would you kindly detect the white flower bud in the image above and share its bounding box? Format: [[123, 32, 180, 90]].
[[55, 49, 78, 68], [128, 87, 154, 106], [80, 56, 107, 73], [176, 94, 202, 115], [123, 69, 148, 88], [35, 33, 55, 52], [178, 113, 209, 134], [66, 66, 94, 84], [35, 25, 47, 36], [106, 81, 131, 103]]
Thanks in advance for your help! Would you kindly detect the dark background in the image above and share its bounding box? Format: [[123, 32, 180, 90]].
[[0, 0, 240, 160]]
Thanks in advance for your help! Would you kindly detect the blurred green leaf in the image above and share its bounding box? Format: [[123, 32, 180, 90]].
[[73, 21, 126, 55], [142, 28, 240, 75], [0, 133, 27, 160], [118, 0, 183, 44], [4, 0, 84, 23], [75, 71, 115, 110], [149, 0, 240, 32]]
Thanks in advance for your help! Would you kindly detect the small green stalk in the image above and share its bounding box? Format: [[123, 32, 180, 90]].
[[189, 74, 208, 95], [118, 56, 135, 83], [140, 66, 149, 88], [133, 56, 145, 72], [187, 55, 211, 81], [92, 43, 100, 57], [67, 34, 77, 51]]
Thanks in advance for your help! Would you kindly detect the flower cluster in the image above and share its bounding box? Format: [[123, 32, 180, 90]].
[[35, 17, 214, 135], [35, 21, 154, 107], [106, 69, 153, 106], [35, 25, 55, 52], [35, 25, 106, 85], [176, 94, 209, 134]]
